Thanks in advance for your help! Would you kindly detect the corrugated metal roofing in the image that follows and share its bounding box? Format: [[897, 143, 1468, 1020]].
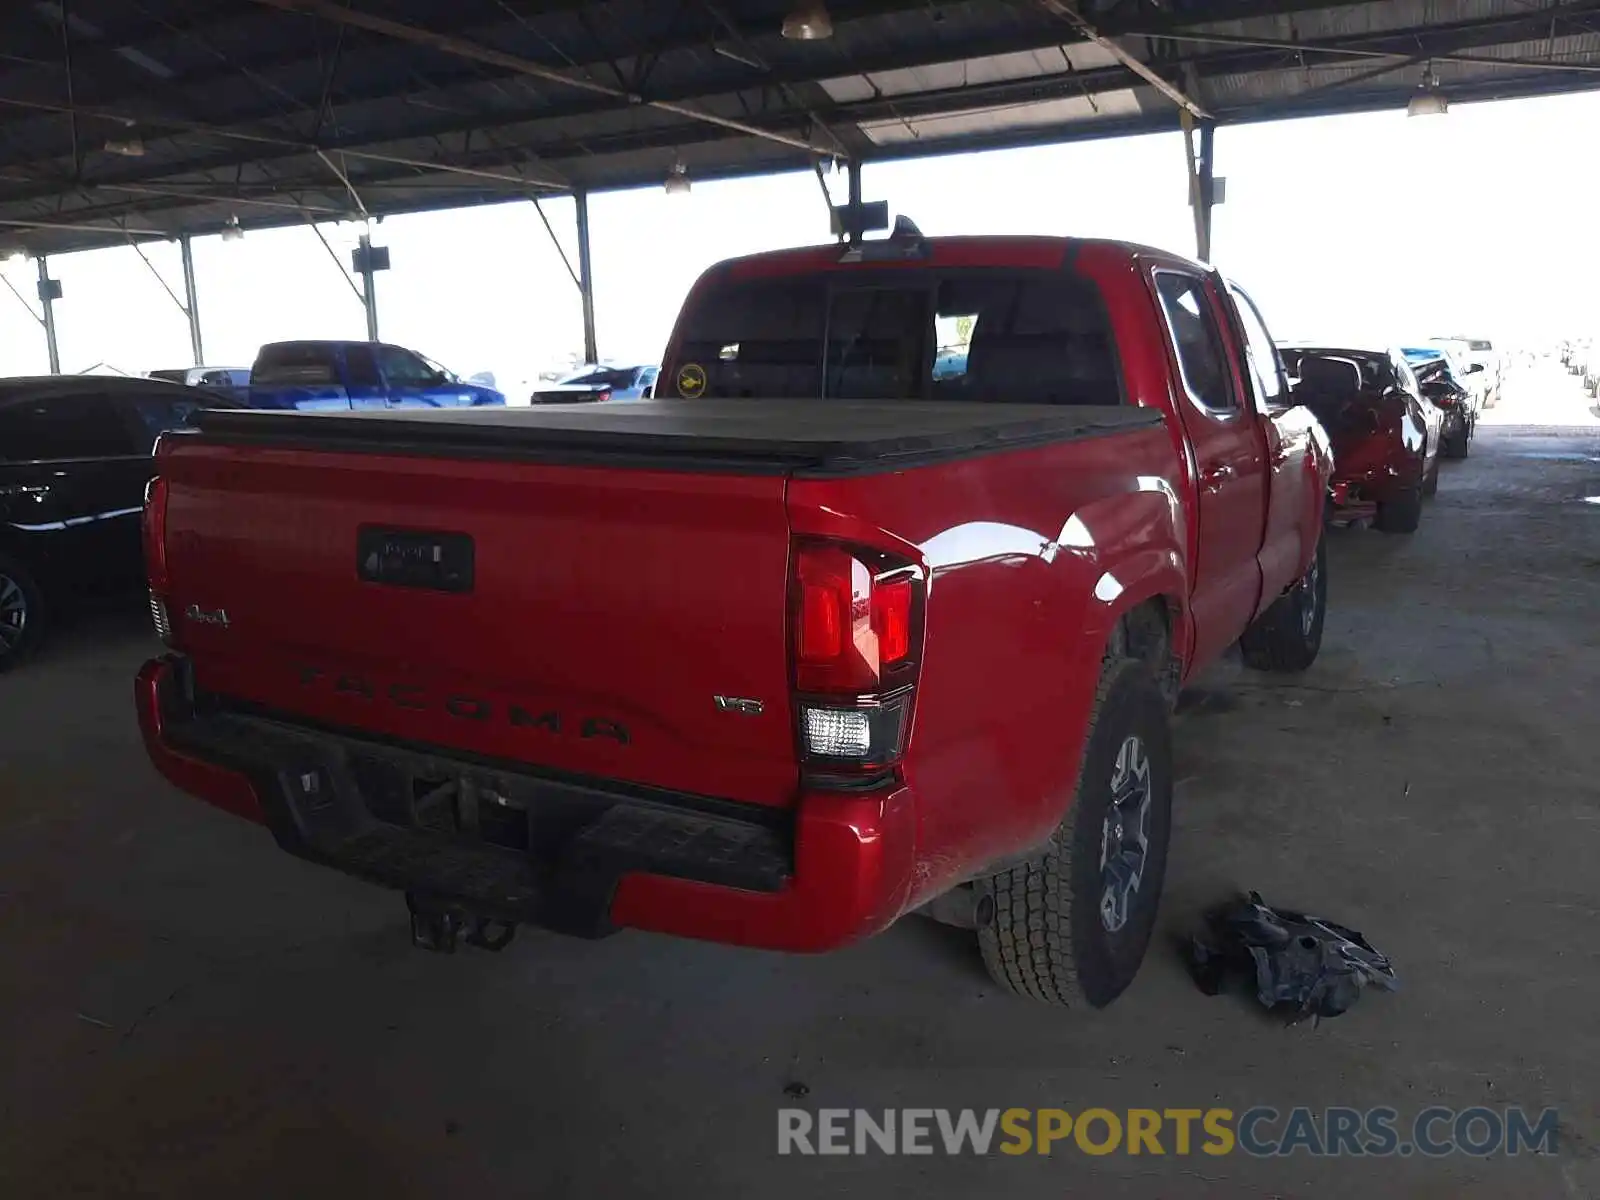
[[2, 0, 1598, 255]]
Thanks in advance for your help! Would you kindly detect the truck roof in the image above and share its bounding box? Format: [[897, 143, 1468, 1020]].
[[189, 399, 1163, 478], [711, 235, 1207, 281]]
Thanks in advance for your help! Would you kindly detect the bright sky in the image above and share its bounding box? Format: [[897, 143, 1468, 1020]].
[[2, 89, 1597, 391]]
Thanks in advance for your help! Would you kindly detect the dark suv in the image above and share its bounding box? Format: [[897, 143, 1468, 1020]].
[[0, 376, 240, 669]]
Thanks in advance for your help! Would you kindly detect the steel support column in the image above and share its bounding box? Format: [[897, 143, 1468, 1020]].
[[574, 191, 597, 366], [1197, 120, 1216, 263], [1183, 117, 1217, 263], [179, 235, 204, 365], [357, 231, 379, 342], [37, 257, 60, 374], [847, 160, 863, 243]]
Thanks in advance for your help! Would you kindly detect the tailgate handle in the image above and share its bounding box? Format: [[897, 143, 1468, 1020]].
[[357, 527, 475, 593]]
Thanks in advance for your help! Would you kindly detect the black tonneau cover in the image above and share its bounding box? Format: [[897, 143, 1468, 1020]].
[[190, 399, 1164, 477]]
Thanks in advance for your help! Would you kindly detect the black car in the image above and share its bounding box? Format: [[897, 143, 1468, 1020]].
[[1406, 355, 1475, 459], [0, 377, 241, 669]]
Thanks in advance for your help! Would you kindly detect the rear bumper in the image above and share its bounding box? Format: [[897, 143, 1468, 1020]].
[[134, 657, 916, 952]]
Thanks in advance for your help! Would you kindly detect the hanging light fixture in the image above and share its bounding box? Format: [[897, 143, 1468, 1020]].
[[664, 158, 691, 195], [220, 214, 244, 242], [1407, 63, 1449, 117], [782, 3, 834, 40]]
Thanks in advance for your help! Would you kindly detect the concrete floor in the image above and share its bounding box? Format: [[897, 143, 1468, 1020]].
[[3, 363, 1597, 1199]]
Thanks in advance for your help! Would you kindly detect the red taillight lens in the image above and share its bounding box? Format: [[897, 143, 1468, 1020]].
[[791, 540, 924, 775], [873, 577, 913, 665], [143, 475, 170, 591], [596, 389, 613, 403], [794, 543, 911, 695]]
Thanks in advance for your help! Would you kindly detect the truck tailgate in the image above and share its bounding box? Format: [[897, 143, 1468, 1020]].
[[157, 440, 798, 807]]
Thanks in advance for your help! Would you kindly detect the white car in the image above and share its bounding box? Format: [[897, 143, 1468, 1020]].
[[148, 366, 251, 389]]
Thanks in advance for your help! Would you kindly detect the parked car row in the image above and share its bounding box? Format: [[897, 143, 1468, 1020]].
[[1430, 335, 1502, 409], [1278, 339, 1483, 535], [1561, 337, 1600, 397], [150, 347, 667, 410]]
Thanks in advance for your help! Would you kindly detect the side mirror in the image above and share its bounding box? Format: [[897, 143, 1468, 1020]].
[[1466, 362, 1485, 374]]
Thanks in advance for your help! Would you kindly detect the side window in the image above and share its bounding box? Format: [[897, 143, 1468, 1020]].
[[120, 392, 208, 454], [345, 344, 382, 389], [1154, 272, 1236, 413], [1227, 285, 1287, 409], [0, 393, 138, 461], [374, 345, 440, 387]]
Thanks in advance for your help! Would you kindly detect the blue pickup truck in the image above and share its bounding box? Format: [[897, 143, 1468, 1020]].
[[245, 340, 505, 410]]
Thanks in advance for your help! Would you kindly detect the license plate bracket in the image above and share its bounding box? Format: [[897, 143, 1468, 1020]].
[[357, 527, 475, 593]]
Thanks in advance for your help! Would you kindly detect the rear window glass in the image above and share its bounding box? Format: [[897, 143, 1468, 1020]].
[[667, 269, 1121, 405], [252, 344, 340, 387], [564, 367, 637, 388]]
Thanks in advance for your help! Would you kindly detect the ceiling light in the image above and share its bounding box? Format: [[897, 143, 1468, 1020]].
[[220, 215, 244, 242], [664, 160, 691, 196], [782, 3, 833, 40], [1408, 64, 1448, 118], [103, 135, 145, 157]]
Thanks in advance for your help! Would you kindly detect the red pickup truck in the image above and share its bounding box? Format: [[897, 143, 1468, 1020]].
[[135, 232, 1331, 1009]]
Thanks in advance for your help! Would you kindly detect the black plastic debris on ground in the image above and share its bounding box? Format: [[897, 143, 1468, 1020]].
[[1186, 891, 1398, 1022]]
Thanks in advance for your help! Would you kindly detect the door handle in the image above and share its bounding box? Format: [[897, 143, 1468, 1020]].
[[1200, 463, 1235, 492]]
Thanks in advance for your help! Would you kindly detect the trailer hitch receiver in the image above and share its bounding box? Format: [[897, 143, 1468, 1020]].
[[406, 892, 518, 954]]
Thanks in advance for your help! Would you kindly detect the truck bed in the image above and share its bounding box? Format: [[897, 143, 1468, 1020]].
[[191, 399, 1163, 477]]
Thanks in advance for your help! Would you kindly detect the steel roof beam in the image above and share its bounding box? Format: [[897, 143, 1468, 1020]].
[[245, 0, 837, 155], [1035, 0, 1209, 117]]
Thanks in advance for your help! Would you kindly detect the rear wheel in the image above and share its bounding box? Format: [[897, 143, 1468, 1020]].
[[1374, 484, 1423, 533], [1239, 534, 1327, 672], [0, 553, 46, 672], [976, 657, 1172, 1008]]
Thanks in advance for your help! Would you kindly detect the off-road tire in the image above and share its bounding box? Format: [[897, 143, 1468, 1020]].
[[1442, 428, 1470, 460], [0, 552, 46, 672], [1374, 485, 1423, 533], [1239, 534, 1327, 672], [976, 657, 1173, 1008]]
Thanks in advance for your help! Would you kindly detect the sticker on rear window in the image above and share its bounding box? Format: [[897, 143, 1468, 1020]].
[[677, 362, 707, 398]]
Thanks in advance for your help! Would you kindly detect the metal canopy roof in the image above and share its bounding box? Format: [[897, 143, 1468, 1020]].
[[3, 0, 1600, 256]]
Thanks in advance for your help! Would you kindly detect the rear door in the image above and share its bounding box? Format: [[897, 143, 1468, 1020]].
[[1150, 269, 1268, 667], [0, 390, 149, 590], [375, 344, 475, 407], [344, 344, 390, 409], [1224, 283, 1307, 603]]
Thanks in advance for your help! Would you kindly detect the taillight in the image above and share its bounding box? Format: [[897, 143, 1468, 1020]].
[[790, 540, 924, 777], [143, 476, 170, 591], [143, 476, 175, 647], [595, 388, 613, 403]]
